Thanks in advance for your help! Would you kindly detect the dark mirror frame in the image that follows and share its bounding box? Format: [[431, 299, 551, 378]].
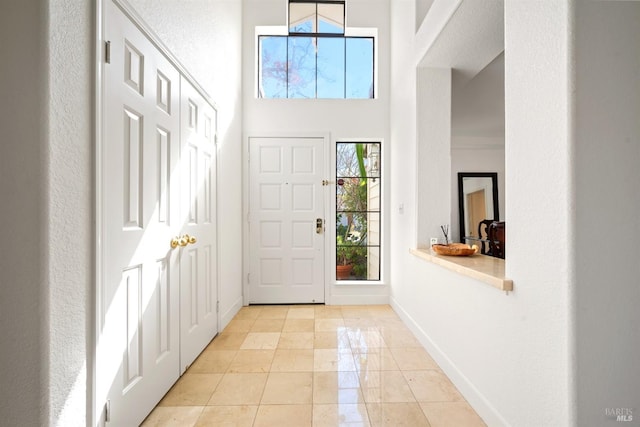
[[457, 172, 499, 243]]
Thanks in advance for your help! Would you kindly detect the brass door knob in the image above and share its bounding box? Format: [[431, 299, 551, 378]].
[[170, 237, 180, 249], [171, 234, 197, 249]]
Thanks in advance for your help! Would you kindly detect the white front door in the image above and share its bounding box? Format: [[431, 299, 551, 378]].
[[248, 137, 326, 304], [179, 77, 219, 371], [100, 1, 181, 425]]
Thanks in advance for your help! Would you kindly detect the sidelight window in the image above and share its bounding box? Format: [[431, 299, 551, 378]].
[[336, 142, 381, 281]]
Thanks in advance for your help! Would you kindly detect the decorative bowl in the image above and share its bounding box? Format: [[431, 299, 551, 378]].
[[431, 243, 478, 256]]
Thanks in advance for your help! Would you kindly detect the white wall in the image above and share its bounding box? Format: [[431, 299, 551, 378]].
[[451, 52, 505, 139], [0, 2, 51, 425], [0, 1, 94, 426], [416, 67, 452, 247], [48, 1, 94, 425], [503, 2, 574, 424], [242, 0, 391, 304], [1, 1, 242, 425], [390, 1, 573, 425], [415, 0, 434, 32], [573, 2, 640, 425]]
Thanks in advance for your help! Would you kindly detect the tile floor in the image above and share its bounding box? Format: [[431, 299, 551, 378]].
[[141, 305, 486, 427]]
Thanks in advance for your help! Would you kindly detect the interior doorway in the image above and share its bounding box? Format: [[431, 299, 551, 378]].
[[466, 189, 487, 238]]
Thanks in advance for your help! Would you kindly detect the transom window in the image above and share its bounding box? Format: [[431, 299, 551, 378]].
[[257, 0, 376, 99], [289, 0, 345, 35]]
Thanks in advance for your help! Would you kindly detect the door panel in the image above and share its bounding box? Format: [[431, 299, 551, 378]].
[[249, 137, 325, 304], [101, 1, 181, 425], [179, 78, 218, 371]]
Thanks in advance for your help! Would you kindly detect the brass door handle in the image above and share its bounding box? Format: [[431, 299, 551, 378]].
[[170, 236, 187, 248], [170, 234, 198, 249]]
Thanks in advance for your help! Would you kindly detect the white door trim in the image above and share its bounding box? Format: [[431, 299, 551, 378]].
[[243, 132, 331, 306]]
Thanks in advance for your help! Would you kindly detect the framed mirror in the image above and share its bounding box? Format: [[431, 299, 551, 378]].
[[457, 172, 499, 242]]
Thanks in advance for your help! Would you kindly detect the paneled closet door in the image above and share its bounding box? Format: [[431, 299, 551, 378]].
[[178, 76, 219, 372], [100, 0, 181, 425]]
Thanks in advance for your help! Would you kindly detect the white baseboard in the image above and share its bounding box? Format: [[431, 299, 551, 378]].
[[329, 294, 390, 305], [220, 295, 244, 331], [390, 297, 509, 427]]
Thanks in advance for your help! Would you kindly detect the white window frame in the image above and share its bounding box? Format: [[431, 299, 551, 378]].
[[331, 138, 385, 286], [255, 26, 379, 99]]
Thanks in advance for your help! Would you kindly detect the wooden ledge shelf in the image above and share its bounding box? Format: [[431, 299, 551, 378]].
[[410, 248, 513, 292]]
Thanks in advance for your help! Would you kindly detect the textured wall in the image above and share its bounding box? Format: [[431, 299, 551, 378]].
[[503, 2, 573, 424], [416, 67, 452, 246], [574, 2, 640, 425], [47, 1, 93, 425], [0, 1, 49, 425]]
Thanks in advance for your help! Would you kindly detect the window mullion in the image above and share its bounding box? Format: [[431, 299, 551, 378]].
[[371, 37, 376, 98], [343, 37, 347, 98]]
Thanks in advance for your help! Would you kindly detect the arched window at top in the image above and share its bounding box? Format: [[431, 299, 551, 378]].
[[289, 1, 345, 35]]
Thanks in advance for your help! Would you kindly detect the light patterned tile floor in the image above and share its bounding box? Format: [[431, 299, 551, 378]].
[[141, 305, 486, 427]]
